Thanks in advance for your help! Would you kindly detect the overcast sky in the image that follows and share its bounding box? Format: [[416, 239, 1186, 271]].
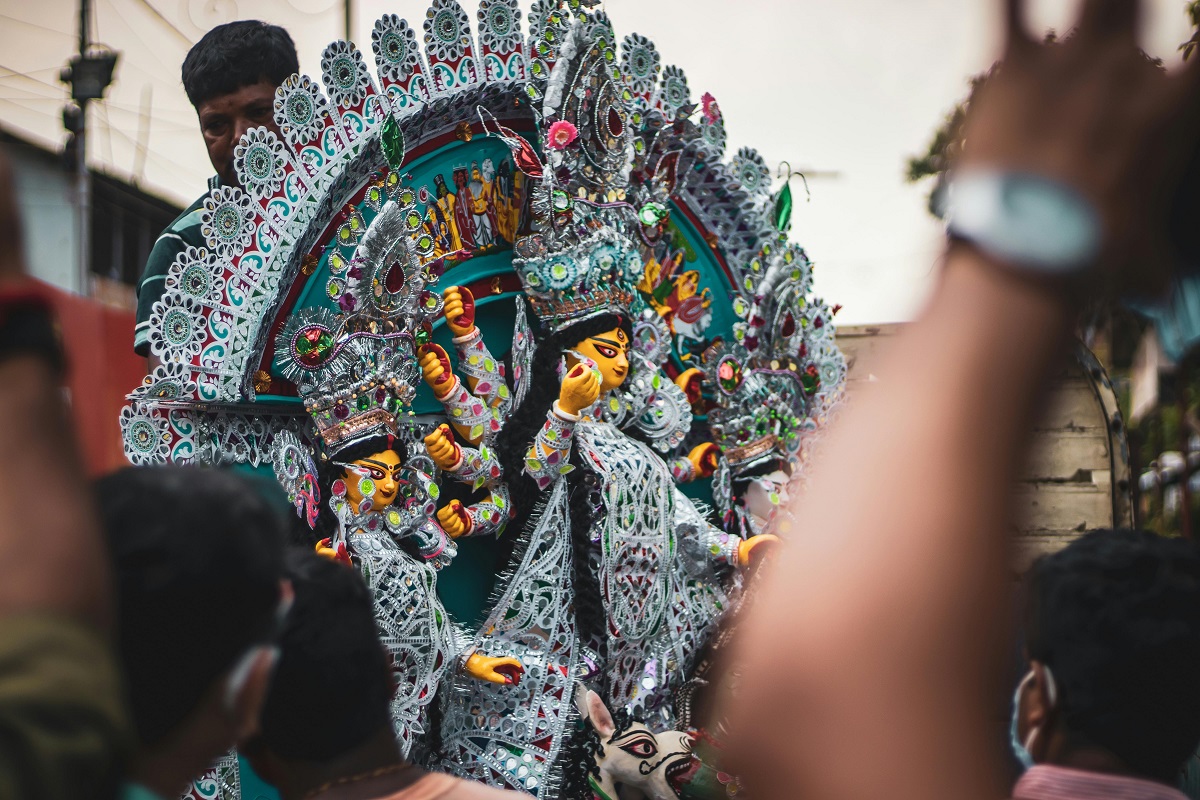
[[0, 0, 1194, 323]]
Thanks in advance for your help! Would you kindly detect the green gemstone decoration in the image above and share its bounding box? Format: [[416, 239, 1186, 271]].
[[358, 478, 376, 496], [387, 510, 401, 525], [382, 114, 405, 170], [428, 484, 439, 499], [415, 327, 431, 345], [773, 181, 793, 232], [638, 202, 668, 226]]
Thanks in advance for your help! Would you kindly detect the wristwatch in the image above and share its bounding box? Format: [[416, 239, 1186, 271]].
[[0, 287, 66, 376], [938, 170, 1102, 275]]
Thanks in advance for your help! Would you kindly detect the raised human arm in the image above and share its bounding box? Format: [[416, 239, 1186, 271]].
[[727, 1, 1200, 797], [0, 151, 110, 631]]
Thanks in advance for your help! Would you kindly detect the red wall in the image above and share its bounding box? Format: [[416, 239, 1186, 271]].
[[43, 282, 145, 476]]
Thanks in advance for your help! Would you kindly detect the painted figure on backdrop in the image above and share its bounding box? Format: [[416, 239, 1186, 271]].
[[639, 251, 715, 362], [469, 160, 498, 248], [451, 168, 478, 252], [427, 174, 462, 256]]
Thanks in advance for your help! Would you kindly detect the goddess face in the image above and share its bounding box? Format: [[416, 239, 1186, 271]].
[[341, 449, 403, 512], [568, 326, 630, 393], [744, 469, 791, 522]]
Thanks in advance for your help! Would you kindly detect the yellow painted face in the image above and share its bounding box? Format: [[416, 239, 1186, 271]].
[[341, 449, 403, 512], [568, 326, 630, 393]]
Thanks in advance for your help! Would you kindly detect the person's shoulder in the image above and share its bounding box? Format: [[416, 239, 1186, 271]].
[[380, 773, 517, 800]]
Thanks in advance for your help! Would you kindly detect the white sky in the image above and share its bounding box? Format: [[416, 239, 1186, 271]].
[[0, 0, 1194, 323]]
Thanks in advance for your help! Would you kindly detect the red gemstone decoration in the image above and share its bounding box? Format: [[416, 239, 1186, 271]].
[[333, 403, 350, 420], [608, 106, 624, 137], [375, 387, 387, 404], [781, 312, 796, 338], [385, 261, 406, 294]]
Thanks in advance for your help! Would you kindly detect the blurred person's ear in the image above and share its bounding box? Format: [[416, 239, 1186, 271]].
[[1019, 661, 1058, 763], [229, 647, 279, 744]]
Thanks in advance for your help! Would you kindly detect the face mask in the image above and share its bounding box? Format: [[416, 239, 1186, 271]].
[[1009, 665, 1057, 770]]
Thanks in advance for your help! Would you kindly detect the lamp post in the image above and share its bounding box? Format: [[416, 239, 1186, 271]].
[[59, 0, 118, 295]]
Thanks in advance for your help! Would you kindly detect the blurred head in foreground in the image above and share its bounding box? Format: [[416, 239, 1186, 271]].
[[96, 466, 287, 796], [1016, 529, 1200, 782]]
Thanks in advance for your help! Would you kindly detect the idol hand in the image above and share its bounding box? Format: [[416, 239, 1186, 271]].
[[738, 534, 779, 567], [464, 653, 524, 686], [558, 363, 601, 415]]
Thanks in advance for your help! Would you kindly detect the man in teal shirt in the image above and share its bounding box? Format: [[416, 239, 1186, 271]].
[[135, 21, 297, 361]]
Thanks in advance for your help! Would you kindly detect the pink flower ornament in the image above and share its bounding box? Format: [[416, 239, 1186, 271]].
[[547, 120, 578, 150], [701, 92, 721, 124]]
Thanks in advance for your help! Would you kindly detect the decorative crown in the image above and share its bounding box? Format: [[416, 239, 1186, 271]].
[[494, 6, 645, 333], [512, 223, 642, 331], [704, 239, 846, 475], [274, 179, 445, 453]]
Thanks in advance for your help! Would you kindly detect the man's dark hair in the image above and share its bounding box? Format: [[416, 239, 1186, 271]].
[[181, 20, 298, 108], [258, 549, 392, 761], [96, 467, 285, 747], [1023, 528, 1200, 781]]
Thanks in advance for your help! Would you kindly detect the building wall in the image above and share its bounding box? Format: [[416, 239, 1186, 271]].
[[6, 138, 80, 293], [835, 324, 1133, 572]]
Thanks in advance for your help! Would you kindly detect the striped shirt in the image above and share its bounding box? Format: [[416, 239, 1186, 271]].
[[1014, 765, 1189, 800], [133, 175, 220, 356]]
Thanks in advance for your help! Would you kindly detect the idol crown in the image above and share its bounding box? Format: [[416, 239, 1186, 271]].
[[273, 181, 444, 453], [512, 224, 642, 332]]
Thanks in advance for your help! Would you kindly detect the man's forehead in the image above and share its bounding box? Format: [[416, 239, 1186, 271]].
[[196, 79, 279, 115]]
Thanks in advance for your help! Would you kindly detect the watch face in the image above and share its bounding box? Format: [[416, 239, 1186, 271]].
[[950, 171, 1100, 273]]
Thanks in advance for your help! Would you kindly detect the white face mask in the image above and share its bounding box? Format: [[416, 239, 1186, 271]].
[[222, 585, 294, 715], [1009, 665, 1057, 770]]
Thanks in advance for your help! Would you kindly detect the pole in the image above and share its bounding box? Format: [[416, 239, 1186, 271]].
[[1181, 355, 1193, 539], [344, 0, 352, 41], [75, 0, 91, 296]]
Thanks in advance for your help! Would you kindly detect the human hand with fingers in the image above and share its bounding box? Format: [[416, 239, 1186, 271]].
[[314, 538, 352, 567], [443, 286, 477, 337], [558, 363, 601, 416], [675, 368, 704, 409], [957, 0, 1200, 297], [737, 534, 779, 567]]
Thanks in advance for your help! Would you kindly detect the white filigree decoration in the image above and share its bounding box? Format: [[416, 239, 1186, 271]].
[[164, 246, 224, 303], [621, 33, 660, 103], [130, 361, 198, 402], [424, 0, 471, 62], [200, 187, 253, 260], [119, 405, 171, 465], [322, 39, 370, 108], [656, 64, 690, 117], [235, 128, 288, 197], [148, 294, 207, 362], [477, 0, 521, 54], [274, 74, 329, 147], [372, 14, 423, 81]]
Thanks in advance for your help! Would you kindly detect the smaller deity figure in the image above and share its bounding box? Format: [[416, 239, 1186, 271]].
[[469, 159, 498, 249], [452, 167, 478, 251], [494, 159, 520, 244], [426, 174, 462, 257], [271, 189, 522, 759]]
